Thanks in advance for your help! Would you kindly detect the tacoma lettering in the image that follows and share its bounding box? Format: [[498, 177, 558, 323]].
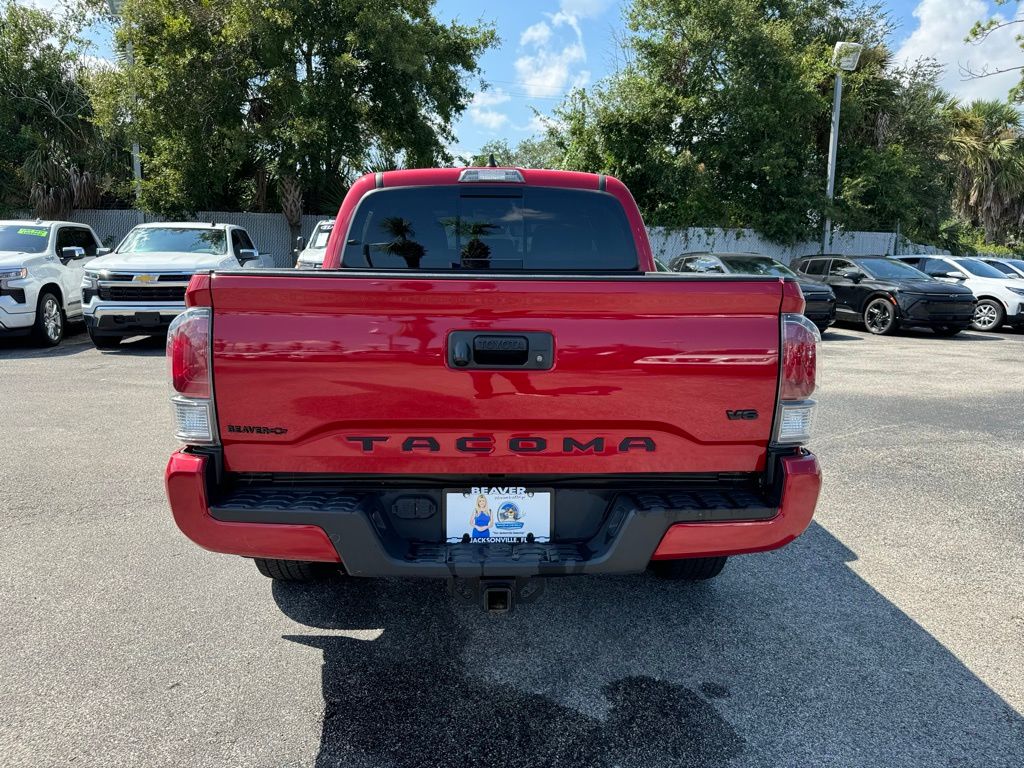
[[342, 435, 657, 454]]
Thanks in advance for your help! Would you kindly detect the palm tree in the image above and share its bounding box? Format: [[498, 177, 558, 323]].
[[947, 100, 1024, 242]]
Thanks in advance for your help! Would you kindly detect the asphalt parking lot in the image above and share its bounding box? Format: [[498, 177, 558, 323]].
[[1, 324, 1022, 767]]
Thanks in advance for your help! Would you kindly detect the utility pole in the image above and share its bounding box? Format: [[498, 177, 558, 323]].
[[822, 42, 863, 252]]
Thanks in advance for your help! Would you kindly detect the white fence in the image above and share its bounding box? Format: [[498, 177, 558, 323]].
[[646, 227, 951, 265], [59, 209, 956, 268]]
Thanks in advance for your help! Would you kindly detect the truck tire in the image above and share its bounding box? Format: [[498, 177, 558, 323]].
[[88, 328, 122, 349], [32, 291, 64, 346], [254, 558, 339, 582], [649, 556, 727, 581]]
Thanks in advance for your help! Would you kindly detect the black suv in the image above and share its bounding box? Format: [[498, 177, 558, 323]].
[[791, 254, 975, 336], [669, 252, 836, 332]]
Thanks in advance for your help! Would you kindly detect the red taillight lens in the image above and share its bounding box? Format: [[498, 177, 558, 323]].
[[168, 308, 211, 398], [780, 313, 819, 401]]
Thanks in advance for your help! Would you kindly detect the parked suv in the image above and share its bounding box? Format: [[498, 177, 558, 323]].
[[294, 220, 334, 269], [83, 222, 270, 349], [896, 256, 1024, 332], [977, 257, 1024, 280], [792, 254, 975, 336], [0, 220, 105, 346], [670, 252, 836, 332]]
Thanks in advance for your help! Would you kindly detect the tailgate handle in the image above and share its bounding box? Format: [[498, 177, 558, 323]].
[[448, 332, 553, 370]]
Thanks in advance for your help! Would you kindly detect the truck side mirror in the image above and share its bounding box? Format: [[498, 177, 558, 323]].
[[96, 247, 111, 256], [295, 236, 306, 252], [238, 248, 259, 265], [60, 246, 85, 264]]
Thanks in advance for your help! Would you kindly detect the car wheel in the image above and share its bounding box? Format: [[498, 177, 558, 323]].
[[971, 299, 1004, 332], [32, 291, 64, 346], [932, 325, 963, 337], [649, 556, 727, 581], [87, 327, 122, 349], [254, 558, 340, 582], [863, 297, 898, 335]]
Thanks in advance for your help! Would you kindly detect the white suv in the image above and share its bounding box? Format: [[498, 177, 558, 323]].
[[897, 255, 1024, 331], [294, 220, 334, 269], [83, 222, 271, 349], [0, 220, 105, 346]]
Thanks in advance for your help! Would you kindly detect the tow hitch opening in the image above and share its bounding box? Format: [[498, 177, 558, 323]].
[[448, 576, 546, 612], [483, 584, 513, 613]]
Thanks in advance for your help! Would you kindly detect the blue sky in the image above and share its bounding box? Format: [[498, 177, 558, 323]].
[[25, 0, 1023, 156], [437, 0, 1021, 156]]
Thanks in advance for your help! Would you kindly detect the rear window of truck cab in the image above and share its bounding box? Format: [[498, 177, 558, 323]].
[[341, 186, 638, 271]]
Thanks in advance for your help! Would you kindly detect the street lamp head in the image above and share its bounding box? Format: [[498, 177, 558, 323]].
[[832, 42, 863, 71]]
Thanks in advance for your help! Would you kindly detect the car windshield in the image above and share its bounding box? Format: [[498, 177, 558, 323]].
[[1006, 259, 1024, 271], [860, 259, 929, 279], [310, 224, 333, 249], [0, 225, 50, 253], [118, 227, 227, 255], [719, 256, 795, 277], [955, 258, 1009, 278]]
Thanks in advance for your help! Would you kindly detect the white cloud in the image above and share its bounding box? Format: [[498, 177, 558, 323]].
[[468, 88, 511, 131], [471, 88, 512, 108], [470, 108, 510, 131], [515, 10, 589, 97], [559, 0, 612, 19], [520, 22, 552, 48], [894, 0, 1021, 102]]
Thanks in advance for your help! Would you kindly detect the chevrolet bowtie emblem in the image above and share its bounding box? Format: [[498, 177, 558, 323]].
[[133, 274, 159, 283]]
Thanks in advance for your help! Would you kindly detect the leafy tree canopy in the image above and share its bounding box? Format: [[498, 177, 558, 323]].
[[92, 0, 495, 218]]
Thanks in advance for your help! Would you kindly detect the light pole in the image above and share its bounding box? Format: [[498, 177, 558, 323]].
[[822, 41, 863, 252], [106, 0, 142, 201]]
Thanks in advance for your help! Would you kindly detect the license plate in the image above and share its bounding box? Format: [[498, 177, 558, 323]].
[[135, 311, 162, 326], [445, 487, 551, 544]]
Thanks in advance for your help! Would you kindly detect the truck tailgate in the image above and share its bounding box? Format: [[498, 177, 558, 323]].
[[208, 273, 783, 474]]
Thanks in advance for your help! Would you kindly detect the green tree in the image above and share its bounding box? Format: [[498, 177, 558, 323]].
[[98, 0, 495, 229], [833, 60, 960, 245], [470, 134, 564, 168], [0, 1, 119, 216], [552, 0, 843, 243], [948, 100, 1024, 243]]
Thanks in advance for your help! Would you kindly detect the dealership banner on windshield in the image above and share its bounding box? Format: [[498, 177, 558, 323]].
[[445, 487, 551, 544]]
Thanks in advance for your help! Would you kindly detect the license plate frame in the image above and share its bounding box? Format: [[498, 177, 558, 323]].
[[444, 487, 552, 544]]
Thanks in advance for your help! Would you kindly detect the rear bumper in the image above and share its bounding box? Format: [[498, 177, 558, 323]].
[[165, 452, 821, 574]]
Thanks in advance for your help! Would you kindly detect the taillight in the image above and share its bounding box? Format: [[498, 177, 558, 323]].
[[167, 307, 217, 444], [774, 313, 820, 445]]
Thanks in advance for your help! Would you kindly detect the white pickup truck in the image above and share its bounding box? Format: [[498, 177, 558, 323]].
[[83, 221, 271, 349], [0, 220, 105, 346]]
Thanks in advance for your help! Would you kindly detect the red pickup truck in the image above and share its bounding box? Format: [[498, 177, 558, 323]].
[[165, 167, 821, 611]]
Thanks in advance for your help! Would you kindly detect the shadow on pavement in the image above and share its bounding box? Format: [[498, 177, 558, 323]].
[[274, 523, 1023, 768], [101, 333, 168, 356], [820, 330, 863, 341], [0, 328, 92, 359]]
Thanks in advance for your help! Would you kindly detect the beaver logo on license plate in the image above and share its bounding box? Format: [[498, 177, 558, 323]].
[[445, 487, 551, 544]]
